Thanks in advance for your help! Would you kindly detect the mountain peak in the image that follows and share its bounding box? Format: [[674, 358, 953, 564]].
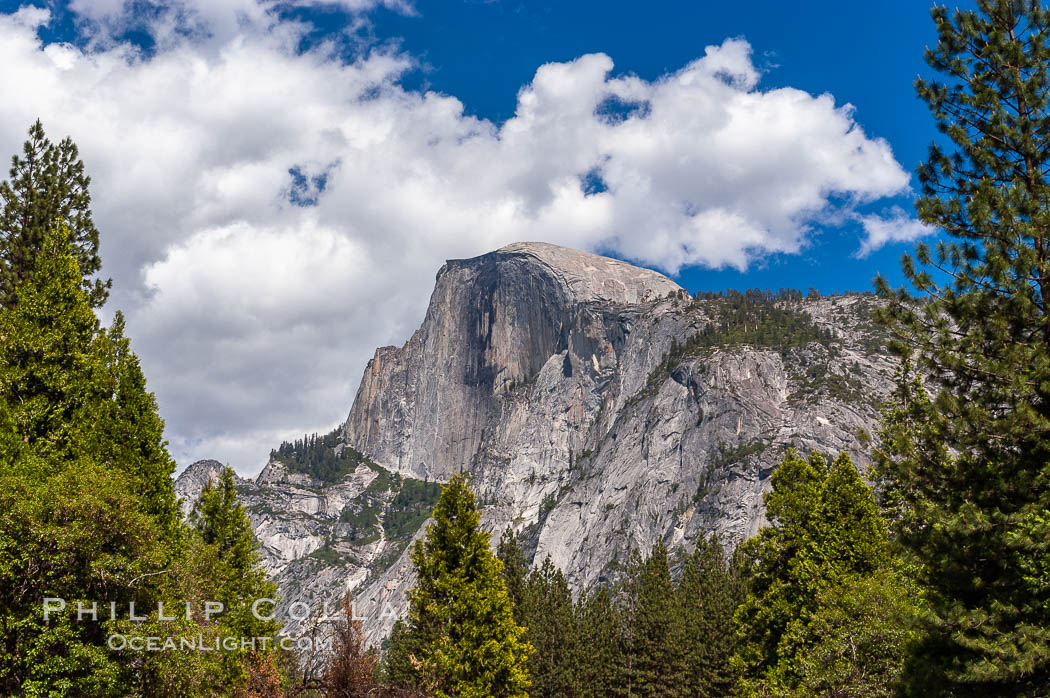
[[467, 241, 683, 305]]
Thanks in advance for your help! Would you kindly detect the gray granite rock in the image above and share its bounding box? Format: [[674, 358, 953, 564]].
[[174, 459, 228, 518], [176, 243, 896, 646]]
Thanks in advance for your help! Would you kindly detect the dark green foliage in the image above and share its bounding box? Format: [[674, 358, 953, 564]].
[[0, 134, 297, 695], [574, 587, 623, 698], [538, 493, 557, 520], [190, 468, 278, 627], [309, 540, 351, 564], [636, 290, 836, 403], [385, 478, 442, 540], [519, 557, 579, 698], [711, 439, 769, 470], [0, 226, 179, 535], [621, 542, 681, 697], [0, 463, 172, 694], [190, 467, 282, 686], [0, 223, 103, 463], [271, 429, 378, 484], [91, 312, 181, 536], [687, 289, 836, 354], [339, 503, 381, 540], [496, 528, 529, 623], [676, 537, 744, 697], [874, 1, 1050, 693], [491, 530, 742, 698], [338, 472, 441, 558], [384, 474, 532, 697], [382, 619, 424, 691], [0, 227, 239, 695], [0, 202, 282, 693], [364, 466, 398, 494], [788, 360, 867, 404], [734, 450, 894, 695], [0, 119, 108, 308]]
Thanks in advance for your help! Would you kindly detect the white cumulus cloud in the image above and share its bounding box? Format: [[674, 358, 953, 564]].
[[0, 5, 912, 474], [856, 206, 937, 257]]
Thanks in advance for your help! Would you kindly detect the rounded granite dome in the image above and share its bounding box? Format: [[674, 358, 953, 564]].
[[485, 241, 683, 305]]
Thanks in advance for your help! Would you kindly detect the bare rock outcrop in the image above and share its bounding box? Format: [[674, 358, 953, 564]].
[[174, 459, 228, 518], [176, 243, 896, 646]]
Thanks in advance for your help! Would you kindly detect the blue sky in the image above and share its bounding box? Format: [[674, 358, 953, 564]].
[[10, 0, 959, 293], [0, 0, 971, 471], [334, 0, 958, 293]]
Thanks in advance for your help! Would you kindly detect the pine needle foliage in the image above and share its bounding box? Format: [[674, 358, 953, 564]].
[[734, 450, 892, 696], [385, 474, 532, 698], [0, 119, 109, 308], [874, 1, 1050, 693], [271, 429, 377, 484]]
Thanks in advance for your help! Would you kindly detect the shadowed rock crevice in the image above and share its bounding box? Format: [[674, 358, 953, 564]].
[[177, 242, 895, 645]]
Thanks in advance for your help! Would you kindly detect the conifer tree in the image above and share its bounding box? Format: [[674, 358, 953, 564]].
[[191, 467, 281, 687], [382, 618, 424, 689], [0, 119, 108, 308], [622, 542, 680, 698], [386, 474, 532, 697], [0, 223, 101, 463], [497, 527, 530, 624], [0, 169, 269, 696], [520, 556, 579, 698], [874, 1, 1050, 692], [574, 587, 623, 698], [0, 227, 215, 695], [191, 468, 278, 637], [733, 449, 824, 690], [734, 450, 891, 695], [90, 312, 180, 534], [497, 528, 585, 696], [0, 225, 177, 531], [676, 536, 742, 697]]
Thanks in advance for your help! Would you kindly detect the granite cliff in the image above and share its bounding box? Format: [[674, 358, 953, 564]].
[[176, 241, 896, 643]]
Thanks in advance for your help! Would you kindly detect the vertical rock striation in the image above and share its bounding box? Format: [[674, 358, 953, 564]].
[[177, 242, 896, 645]]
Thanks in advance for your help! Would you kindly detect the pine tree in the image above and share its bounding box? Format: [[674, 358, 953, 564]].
[[0, 225, 177, 532], [574, 587, 623, 698], [734, 450, 892, 695], [89, 312, 180, 534], [190, 467, 281, 688], [676, 536, 742, 697], [385, 474, 532, 697], [0, 227, 216, 695], [814, 451, 889, 578], [0, 119, 109, 308], [733, 449, 825, 691], [874, 1, 1050, 692], [0, 177, 277, 693], [382, 619, 424, 689], [622, 542, 680, 698], [520, 556, 579, 698], [0, 223, 101, 463], [496, 527, 530, 625], [497, 528, 585, 696], [191, 468, 279, 640]]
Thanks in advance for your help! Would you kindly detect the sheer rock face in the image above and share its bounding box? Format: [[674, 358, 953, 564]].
[[340, 243, 894, 643], [343, 242, 683, 483], [177, 242, 896, 645]]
